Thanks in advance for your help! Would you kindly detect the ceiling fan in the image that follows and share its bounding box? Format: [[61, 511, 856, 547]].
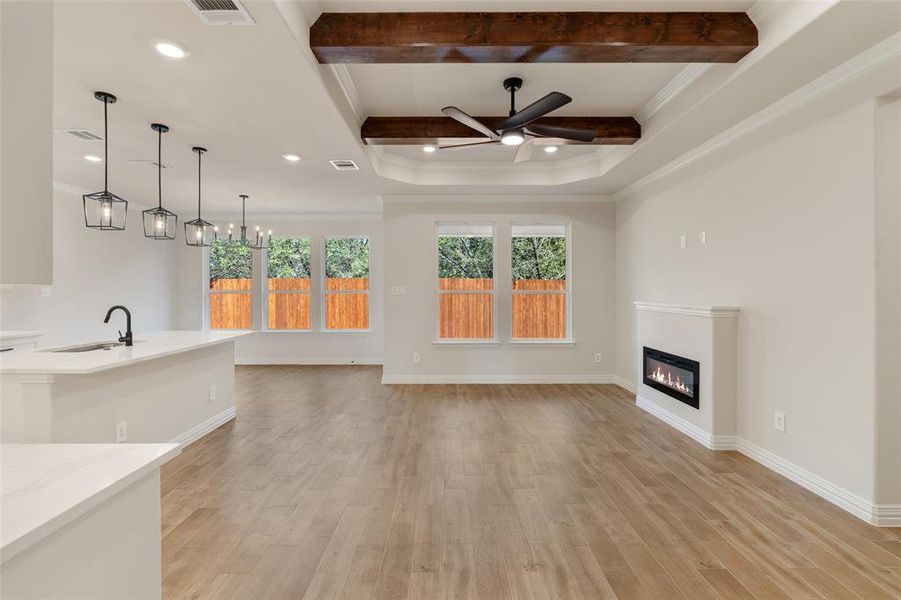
[[440, 77, 596, 163]]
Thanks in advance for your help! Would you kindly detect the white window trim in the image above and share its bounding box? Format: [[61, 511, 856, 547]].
[[510, 221, 573, 343], [321, 234, 372, 334], [262, 237, 313, 333], [435, 222, 498, 343]]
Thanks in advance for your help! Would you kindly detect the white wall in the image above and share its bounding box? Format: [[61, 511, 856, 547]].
[[382, 198, 615, 383], [0, 186, 177, 347], [616, 102, 880, 503], [173, 215, 383, 364]]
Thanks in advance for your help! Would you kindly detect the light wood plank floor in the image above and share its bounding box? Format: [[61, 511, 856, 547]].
[[161, 365, 901, 600]]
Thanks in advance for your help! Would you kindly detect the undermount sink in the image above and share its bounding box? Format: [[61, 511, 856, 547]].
[[47, 341, 143, 353]]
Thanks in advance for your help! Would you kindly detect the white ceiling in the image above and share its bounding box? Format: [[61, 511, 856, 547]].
[[50, 0, 899, 215]]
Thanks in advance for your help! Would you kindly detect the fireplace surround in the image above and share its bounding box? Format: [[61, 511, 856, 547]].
[[643, 346, 699, 408]]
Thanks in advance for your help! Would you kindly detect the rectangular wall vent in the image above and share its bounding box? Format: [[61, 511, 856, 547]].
[[329, 159, 359, 171], [183, 0, 254, 25], [59, 129, 103, 141]]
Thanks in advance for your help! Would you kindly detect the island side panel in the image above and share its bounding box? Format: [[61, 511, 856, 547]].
[[1, 472, 162, 600], [3, 341, 236, 444]]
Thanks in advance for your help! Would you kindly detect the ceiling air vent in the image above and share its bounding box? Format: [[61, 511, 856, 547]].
[[183, 0, 254, 25], [329, 159, 359, 171], [59, 129, 103, 141]]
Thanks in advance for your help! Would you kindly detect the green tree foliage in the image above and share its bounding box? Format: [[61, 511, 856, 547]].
[[209, 239, 252, 287], [512, 236, 566, 280], [325, 238, 370, 278], [438, 236, 493, 278], [267, 238, 311, 279]]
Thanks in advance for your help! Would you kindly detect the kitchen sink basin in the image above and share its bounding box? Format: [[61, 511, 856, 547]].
[[46, 341, 143, 353]]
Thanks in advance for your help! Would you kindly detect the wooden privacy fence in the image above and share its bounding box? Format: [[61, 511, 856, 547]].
[[211, 277, 563, 336], [438, 278, 566, 339], [210, 277, 369, 330]]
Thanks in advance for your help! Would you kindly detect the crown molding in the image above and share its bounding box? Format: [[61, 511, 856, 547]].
[[615, 31, 901, 202], [636, 64, 711, 123]]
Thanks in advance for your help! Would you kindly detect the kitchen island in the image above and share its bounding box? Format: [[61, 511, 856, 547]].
[[0, 330, 249, 444], [1, 443, 179, 599]]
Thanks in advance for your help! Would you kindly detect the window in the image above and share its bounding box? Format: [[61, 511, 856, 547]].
[[511, 224, 568, 340], [437, 224, 494, 339], [266, 238, 311, 330], [323, 237, 370, 331], [209, 239, 253, 330]]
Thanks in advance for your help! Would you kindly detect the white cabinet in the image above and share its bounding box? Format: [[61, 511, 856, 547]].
[[0, 1, 54, 285]]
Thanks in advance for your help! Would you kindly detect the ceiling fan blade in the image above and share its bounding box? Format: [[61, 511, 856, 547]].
[[526, 123, 596, 143], [442, 106, 500, 140], [498, 92, 571, 131], [513, 138, 534, 163], [438, 140, 500, 150]]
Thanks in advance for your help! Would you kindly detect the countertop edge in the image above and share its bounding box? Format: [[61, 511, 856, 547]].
[[0, 443, 181, 565], [0, 332, 250, 376]]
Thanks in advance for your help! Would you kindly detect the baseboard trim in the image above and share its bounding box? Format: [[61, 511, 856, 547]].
[[635, 396, 896, 527], [381, 374, 617, 385], [613, 376, 638, 395], [170, 406, 236, 448], [237, 357, 383, 366]]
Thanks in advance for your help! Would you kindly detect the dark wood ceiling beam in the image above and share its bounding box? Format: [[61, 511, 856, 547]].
[[361, 116, 641, 145], [311, 12, 758, 64]]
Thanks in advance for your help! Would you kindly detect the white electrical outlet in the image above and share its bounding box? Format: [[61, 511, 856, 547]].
[[412, 352, 421, 364], [115, 421, 128, 443], [594, 353, 602, 364], [40, 286, 51, 297], [774, 411, 786, 433], [679, 234, 687, 249], [209, 385, 217, 402]]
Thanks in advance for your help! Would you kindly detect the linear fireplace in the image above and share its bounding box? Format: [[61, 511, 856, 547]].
[[643, 347, 700, 409]]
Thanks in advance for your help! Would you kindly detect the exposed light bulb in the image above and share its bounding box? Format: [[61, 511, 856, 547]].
[[195, 228, 202, 240], [155, 216, 164, 230]]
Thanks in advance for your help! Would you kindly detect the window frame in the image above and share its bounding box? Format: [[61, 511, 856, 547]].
[[509, 221, 573, 344], [434, 222, 498, 343], [205, 240, 255, 332], [320, 234, 372, 334], [263, 236, 313, 333]]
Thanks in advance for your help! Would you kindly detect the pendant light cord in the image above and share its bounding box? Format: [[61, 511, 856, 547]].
[[157, 128, 162, 209], [103, 98, 109, 191], [197, 150, 202, 218]]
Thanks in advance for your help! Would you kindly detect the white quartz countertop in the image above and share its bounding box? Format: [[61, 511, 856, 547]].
[[0, 330, 46, 342], [0, 443, 180, 564], [0, 330, 249, 375]]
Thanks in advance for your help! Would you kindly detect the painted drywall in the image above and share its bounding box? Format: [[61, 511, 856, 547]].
[[173, 215, 383, 364], [616, 102, 879, 503], [874, 97, 901, 507], [382, 198, 615, 382], [0, 186, 177, 347]]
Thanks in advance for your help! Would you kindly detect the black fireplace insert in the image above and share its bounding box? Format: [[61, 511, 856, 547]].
[[643, 347, 699, 408]]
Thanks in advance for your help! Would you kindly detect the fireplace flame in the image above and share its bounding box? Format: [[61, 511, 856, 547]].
[[649, 365, 693, 397]]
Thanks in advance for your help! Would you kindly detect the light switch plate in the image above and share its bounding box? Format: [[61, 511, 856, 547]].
[[679, 235, 687, 249], [700, 230, 707, 245], [412, 352, 421, 364], [391, 286, 408, 296]]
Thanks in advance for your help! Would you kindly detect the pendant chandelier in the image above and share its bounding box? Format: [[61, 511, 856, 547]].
[[184, 147, 216, 247], [142, 124, 177, 240], [83, 92, 127, 230], [226, 194, 271, 250]]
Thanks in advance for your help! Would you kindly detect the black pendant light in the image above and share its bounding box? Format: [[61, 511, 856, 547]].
[[226, 194, 270, 250], [184, 147, 216, 247], [83, 92, 127, 230], [142, 124, 177, 240]]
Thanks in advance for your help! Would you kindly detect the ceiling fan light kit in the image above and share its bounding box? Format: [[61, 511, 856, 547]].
[[83, 92, 128, 231], [439, 77, 597, 162]]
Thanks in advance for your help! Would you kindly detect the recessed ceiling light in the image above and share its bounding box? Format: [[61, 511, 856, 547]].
[[423, 145, 437, 153], [282, 154, 301, 162], [544, 146, 559, 154], [84, 155, 103, 162], [154, 41, 188, 59]]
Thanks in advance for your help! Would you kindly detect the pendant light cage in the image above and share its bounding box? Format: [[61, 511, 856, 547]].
[[143, 123, 178, 240], [185, 146, 217, 247], [84, 92, 128, 231]]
